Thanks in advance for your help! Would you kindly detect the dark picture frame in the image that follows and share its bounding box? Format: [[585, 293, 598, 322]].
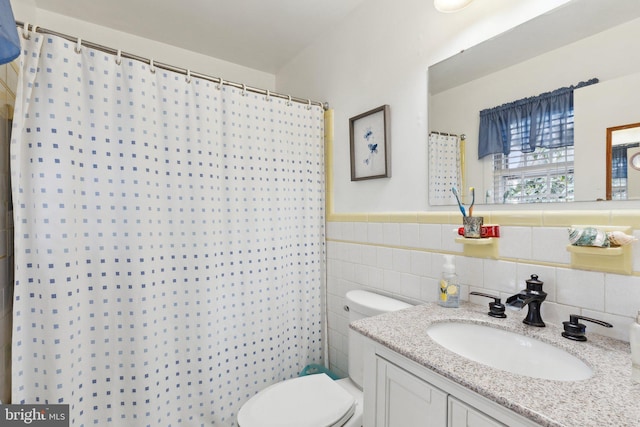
[[349, 105, 390, 181]]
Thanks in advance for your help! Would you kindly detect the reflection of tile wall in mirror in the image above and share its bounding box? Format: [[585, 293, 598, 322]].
[[0, 59, 17, 404]]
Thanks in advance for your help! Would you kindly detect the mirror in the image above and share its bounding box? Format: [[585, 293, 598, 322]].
[[428, 0, 640, 206], [607, 123, 640, 201]]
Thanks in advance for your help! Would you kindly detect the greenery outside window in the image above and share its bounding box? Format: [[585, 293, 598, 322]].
[[493, 146, 574, 204]]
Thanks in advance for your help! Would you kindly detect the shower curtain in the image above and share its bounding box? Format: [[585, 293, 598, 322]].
[[428, 132, 461, 205], [11, 31, 325, 427]]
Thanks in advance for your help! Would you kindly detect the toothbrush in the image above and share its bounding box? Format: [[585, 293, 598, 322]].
[[469, 187, 475, 217], [451, 187, 466, 217]]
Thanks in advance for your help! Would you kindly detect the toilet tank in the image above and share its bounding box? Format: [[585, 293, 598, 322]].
[[346, 290, 412, 388]]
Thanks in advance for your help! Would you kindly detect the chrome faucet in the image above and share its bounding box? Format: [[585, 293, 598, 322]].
[[506, 274, 547, 327]]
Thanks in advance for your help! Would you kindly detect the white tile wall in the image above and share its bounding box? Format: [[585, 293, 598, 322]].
[[556, 268, 605, 311], [499, 226, 533, 259], [482, 260, 518, 294], [367, 222, 383, 245], [605, 274, 640, 317], [531, 227, 572, 264], [418, 223, 442, 250], [382, 223, 401, 246], [326, 221, 640, 379], [400, 223, 420, 248]]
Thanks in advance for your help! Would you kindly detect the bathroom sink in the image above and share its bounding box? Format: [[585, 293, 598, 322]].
[[426, 322, 592, 381]]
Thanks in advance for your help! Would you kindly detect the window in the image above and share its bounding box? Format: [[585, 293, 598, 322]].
[[493, 146, 574, 204], [479, 79, 598, 204], [492, 106, 575, 204]]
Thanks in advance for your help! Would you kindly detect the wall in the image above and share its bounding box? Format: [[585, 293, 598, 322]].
[[275, 0, 640, 378], [10, 0, 276, 91], [0, 60, 17, 403], [324, 211, 640, 377], [277, 0, 570, 213]]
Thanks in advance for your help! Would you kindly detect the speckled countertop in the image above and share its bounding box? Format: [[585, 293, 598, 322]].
[[350, 302, 640, 427]]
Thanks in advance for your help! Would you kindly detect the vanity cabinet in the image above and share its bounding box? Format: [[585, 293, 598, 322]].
[[363, 338, 538, 427], [375, 355, 447, 427], [373, 356, 505, 427]]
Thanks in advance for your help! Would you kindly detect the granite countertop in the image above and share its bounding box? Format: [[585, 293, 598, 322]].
[[350, 302, 640, 427]]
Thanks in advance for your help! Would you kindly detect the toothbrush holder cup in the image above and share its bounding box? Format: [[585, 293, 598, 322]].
[[463, 216, 483, 238]]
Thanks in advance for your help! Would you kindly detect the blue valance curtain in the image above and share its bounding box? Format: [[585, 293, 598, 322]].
[[478, 78, 599, 159], [612, 143, 640, 179]]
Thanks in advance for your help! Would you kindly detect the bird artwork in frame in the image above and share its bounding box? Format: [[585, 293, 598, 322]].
[[349, 105, 390, 180]]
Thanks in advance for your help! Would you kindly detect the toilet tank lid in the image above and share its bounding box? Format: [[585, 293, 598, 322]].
[[345, 290, 412, 317]]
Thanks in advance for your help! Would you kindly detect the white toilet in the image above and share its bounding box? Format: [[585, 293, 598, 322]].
[[237, 290, 412, 427]]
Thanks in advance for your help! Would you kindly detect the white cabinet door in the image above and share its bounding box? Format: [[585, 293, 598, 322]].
[[375, 356, 448, 427], [448, 396, 506, 427]]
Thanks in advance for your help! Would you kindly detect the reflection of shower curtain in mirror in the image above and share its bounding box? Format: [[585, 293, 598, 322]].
[[428, 132, 461, 205]]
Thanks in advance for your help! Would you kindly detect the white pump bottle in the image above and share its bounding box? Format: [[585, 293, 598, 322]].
[[438, 255, 459, 308]]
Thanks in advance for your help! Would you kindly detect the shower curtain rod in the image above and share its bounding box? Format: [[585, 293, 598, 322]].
[[430, 131, 458, 137], [15, 21, 329, 110], [430, 131, 466, 140]]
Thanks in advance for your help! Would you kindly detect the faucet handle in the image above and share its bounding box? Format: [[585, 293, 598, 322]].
[[470, 292, 506, 318], [562, 314, 613, 341]]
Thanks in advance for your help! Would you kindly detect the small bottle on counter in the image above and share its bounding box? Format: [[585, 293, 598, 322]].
[[631, 310, 640, 383], [438, 255, 459, 308]]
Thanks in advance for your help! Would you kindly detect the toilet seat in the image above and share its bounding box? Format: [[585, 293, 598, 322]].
[[237, 373, 356, 427]]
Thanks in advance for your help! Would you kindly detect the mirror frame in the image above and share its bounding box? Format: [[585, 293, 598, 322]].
[[606, 122, 640, 200]]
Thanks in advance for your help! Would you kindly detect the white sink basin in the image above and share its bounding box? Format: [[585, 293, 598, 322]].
[[426, 322, 592, 381]]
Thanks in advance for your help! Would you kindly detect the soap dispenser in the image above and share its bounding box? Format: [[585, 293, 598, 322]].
[[439, 255, 459, 308], [631, 310, 640, 383]]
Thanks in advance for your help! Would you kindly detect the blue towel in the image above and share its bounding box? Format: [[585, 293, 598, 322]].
[[0, 0, 20, 64]]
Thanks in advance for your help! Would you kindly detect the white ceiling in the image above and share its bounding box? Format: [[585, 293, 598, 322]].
[[28, 0, 369, 74]]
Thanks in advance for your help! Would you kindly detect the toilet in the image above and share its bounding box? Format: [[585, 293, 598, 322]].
[[237, 290, 413, 427]]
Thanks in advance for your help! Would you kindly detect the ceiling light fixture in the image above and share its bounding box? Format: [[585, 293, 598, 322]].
[[434, 0, 474, 13]]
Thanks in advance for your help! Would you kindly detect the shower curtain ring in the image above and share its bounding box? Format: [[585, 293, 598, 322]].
[[287, 95, 292, 106], [307, 99, 312, 110], [115, 49, 122, 65], [265, 90, 271, 102], [186, 69, 192, 83], [217, 78, 224, 90], [75, 37, 82, 54], [242, 84, 247, 96], [22, 22, 30, 39], [149, 59, 156, 74]]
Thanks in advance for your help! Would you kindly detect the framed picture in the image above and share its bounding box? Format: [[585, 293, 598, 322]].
[[349, 105, 390, 181]]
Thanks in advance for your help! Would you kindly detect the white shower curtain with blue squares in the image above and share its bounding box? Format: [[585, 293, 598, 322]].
[[11, 29, 325, 427]]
